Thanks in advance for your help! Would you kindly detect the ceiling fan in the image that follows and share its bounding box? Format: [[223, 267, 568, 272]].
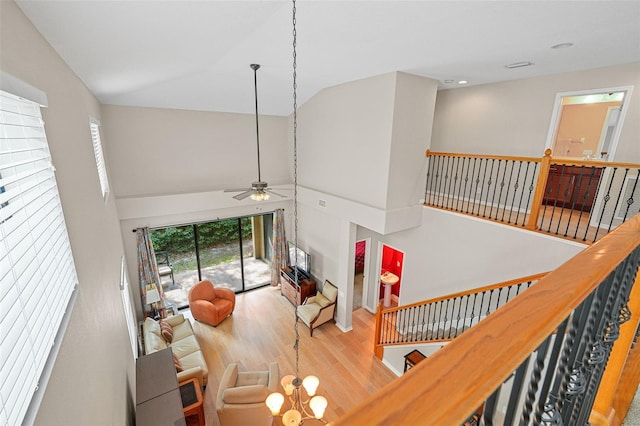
[[225, 64, 286, 201]]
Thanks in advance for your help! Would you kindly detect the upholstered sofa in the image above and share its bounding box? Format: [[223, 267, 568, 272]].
[[142, 314, 209, 386]]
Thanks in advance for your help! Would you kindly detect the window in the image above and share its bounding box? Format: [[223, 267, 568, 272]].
[[120, 256, 138, 358], [89, 118, 109, 200], [0, 89, 79, 426]]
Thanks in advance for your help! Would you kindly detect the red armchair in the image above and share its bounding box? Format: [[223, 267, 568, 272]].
[[188, 280, 236, 326]]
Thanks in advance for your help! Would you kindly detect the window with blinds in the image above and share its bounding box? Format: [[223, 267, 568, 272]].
[[0, 90, 79, 425], [89, 118, 109, 200]]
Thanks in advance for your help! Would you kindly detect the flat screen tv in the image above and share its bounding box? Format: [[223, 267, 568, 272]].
[[287, 241, 310, 274]]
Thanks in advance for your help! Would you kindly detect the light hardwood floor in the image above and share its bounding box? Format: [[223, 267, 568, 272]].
[[182, 285, 398, 426]]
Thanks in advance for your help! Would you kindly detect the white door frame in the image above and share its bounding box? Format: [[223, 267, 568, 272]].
[[544, 85, 633, 161]]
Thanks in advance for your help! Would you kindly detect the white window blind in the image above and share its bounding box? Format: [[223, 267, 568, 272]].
[[89, 118, 109, 200], [0, 90, 79, 426]]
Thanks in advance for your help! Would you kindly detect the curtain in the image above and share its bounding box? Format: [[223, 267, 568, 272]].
[[136, 227, 166, 316], [271, 209, 288, 286]]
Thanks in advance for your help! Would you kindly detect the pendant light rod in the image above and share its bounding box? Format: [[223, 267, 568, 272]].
[[251, 63, 262, 182]]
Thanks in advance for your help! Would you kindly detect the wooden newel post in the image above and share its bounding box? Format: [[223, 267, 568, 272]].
[[374, 301, 384, 360], [526, 149, 553, 230]]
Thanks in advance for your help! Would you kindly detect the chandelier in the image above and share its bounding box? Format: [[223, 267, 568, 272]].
[[264, 0, 328, 424]]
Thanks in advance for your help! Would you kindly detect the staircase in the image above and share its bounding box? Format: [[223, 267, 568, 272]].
[[374, 272, 548, 354]]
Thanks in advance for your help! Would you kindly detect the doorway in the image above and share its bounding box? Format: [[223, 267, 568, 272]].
[[149, 213, 274, 309], [353, 239, 366, 311], [379, 244, 404, 308], [545, 87, 632, 161]]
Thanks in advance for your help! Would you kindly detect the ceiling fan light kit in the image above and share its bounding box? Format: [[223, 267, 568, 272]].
[[224, 63, 285, 201]]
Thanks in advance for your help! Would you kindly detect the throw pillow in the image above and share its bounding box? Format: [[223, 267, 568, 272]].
[[173, 354, 183, 372], [159, 320, 174, 343]]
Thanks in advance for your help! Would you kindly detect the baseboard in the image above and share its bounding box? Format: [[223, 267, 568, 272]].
[[335, 321, 353, 333], [382, 358, 403, 377]]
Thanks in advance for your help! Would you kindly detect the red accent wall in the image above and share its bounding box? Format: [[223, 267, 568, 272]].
[[379, 245, 404, 301]]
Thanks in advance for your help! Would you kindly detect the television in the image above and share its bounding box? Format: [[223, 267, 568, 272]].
[[287, 241, 310, 275]]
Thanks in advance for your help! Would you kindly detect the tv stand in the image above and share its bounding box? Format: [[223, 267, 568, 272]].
[[280, 267, 316, 306]]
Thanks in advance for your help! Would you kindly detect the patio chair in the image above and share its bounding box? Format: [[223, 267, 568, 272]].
[[156, 251, 175, 287]]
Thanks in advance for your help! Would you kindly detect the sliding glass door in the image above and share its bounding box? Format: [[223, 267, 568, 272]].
[[150, 213, 273, 309]]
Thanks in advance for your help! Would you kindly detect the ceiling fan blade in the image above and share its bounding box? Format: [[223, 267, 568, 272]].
[[233, 190, 254, 200], [265, 189, 287, 198], [224, 188, 252, 193]]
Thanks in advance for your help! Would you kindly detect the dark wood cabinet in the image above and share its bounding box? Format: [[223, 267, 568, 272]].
[[280, 267, 316, 306], [543, 165, 603, 212]]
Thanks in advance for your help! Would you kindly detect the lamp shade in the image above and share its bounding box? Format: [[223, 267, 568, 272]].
[[302, 375, 319, 396], [146, 285, 161, 304], [265, 392, 284, 416], [309, 396, 328, 419]]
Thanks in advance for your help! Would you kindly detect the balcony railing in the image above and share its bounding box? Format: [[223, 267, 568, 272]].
[[332, 214, 640, 425], [375, 273, 546, 351], [424, 149, 640, 243]]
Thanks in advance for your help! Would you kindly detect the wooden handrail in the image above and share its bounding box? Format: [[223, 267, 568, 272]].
[[378, 272, 548, 315], [426, 149, 541, 163], [333, 214, 640, 426]]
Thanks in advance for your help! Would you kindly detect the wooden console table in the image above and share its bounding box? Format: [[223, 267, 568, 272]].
[[280, 267, 316, 306]]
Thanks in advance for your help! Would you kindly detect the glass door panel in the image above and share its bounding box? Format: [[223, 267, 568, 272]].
[[242, 216, 271, 290], [149, 225, 196, 309], [196, 219, 243, 293]]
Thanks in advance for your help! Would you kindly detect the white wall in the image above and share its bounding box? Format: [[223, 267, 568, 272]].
[[102, 104, 290, 198], [296, 72, 397, 209], [431, 62, 640, 162], [1, 2, 135, 424]]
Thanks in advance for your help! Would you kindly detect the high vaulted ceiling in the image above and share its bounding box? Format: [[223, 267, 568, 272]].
[[15, 1, 640, 116]]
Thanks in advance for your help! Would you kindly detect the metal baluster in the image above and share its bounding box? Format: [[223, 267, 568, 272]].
[[462, 157, 472, 212], [453, 297, 463, 338], [508, 161, 523, 224], [620, 167, 639, 221], [424, 155, 433, 205], [517, 162, 533, 226], [482, 385, 501, 426], [522, 162, 539, 227], [573, 166, 597, 240], [502, 160, 515, 222], [607, 168, 630, 233], [428, 155, 442, 206], [495, 159, 508, 220], [454, 157, 465, 211], [503, 356, 531, 424], [467, 158, 478, 214], [562, 166, 584, 237], [445, 156, 455, 209], [435, 155, 445, 207], [533, 318, 570, 424], [483, 159, 496, 218], [593, 167, 619, 241], [486, 289, 494, 317], [477, 158, 489, 216]]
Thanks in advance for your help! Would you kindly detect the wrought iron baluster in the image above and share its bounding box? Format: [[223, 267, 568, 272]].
[[508, 161, 523, 224], [483, 159, 496, 218], [424, 155, 433, 205], [445, 156, 455, 209], [442, 156, 451, 207], [522, 162, 539, 227], [620, 168, 639, 221], [462, 157, 472, 212], [593, 167, 619, 241], [435, 155, 445, 207], [517, 162, 533, 226], [454, 157, 465, 211], [477, 158, 489, 216], [482, 385, 501, 426], [607, 168, 630, 233], [493, 159, 507, 220], [467, 158, 478, 214], [502, 161, 515, 222], [533, 318, 569, 424], [503, 355, 530, 424]]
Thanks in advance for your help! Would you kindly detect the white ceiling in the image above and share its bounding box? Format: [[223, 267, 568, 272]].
[[16, 0, 640, 116]]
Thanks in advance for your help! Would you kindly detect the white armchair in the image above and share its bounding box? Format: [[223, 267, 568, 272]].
[[297, 280, 338, 336]]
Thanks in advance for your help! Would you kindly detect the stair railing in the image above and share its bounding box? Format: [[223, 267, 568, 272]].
[[425, 149, 640, 243], [334, 214, 640, 426], [373, 272, 547, 357]]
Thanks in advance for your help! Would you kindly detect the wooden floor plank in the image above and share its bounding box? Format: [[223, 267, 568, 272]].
[[183, 285, 398, 426]]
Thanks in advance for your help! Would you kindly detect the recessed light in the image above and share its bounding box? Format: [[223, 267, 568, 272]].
[[551, 42, 574, 49], [505, 61, 535, 69], [458, 80, 468, 84]]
